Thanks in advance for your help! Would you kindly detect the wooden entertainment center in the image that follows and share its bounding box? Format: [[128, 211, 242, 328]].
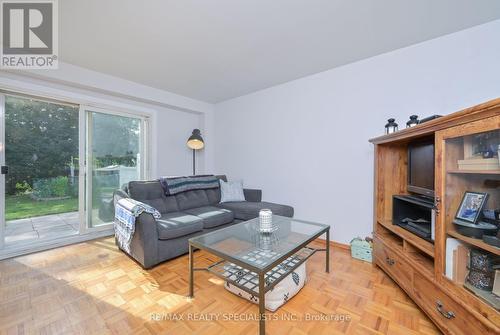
[[370, 99, 500, 335]]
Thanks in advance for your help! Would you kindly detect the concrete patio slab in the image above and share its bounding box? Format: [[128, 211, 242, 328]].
[[32, 220, 68, 230], [5, 211, 79, 247], [5, 218, 32, 228], [61, 213, 80, 229], [57, 212, 79, 220], [5, 224, 35, 235]]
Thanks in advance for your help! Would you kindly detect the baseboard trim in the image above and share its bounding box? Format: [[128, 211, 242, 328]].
[[312, 238, 351, 251], [330, 241, 351, 251]]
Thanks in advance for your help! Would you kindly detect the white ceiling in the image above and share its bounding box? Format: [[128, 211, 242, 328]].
[[60, 0, 500, 103]]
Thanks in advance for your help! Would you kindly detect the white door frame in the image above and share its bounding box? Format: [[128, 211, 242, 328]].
[[78, 105, 88, 234], [0, 91, 151, 258], [0, 94, 5, 250]]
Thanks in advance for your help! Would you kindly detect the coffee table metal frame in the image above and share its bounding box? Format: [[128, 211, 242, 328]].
[[188, 220, 330, 335]]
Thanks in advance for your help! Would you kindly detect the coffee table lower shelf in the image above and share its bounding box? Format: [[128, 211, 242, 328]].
[[205, 246, 317, 296]]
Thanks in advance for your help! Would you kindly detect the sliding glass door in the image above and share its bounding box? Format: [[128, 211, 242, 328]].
[[85, 108, 148, 229], [0, 92, 149, 253], [1, 94, 80, 247]]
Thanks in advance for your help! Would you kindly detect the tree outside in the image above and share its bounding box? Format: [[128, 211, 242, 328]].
[[5, 96, 79, 196]]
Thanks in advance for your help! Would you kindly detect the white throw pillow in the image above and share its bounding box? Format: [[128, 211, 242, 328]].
[[220, 179, 245, 203]]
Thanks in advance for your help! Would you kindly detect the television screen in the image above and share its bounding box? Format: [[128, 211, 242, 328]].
[[408, 139, 435, 197]]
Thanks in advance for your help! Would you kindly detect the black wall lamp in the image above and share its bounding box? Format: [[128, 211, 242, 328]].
[[187, 129, 204, 175]]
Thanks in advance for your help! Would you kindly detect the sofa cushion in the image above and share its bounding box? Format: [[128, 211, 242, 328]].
[[162, 196, 181, 213], [156, 212, 203, 240], [175, 190, 210, 210], [205, 188, 221, 205], [184, 206, 234, 229], [128, 181, 178, 213], [217, 201, 294, 221]]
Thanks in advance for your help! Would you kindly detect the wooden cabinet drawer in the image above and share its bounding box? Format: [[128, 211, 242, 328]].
[[413, 272, 495, 335], [373, 236, 413, 293]]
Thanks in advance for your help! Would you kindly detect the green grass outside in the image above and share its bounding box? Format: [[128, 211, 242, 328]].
[[5, 194, 78, 221]]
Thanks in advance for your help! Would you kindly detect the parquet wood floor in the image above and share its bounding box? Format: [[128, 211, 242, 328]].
[[0, 238, 441, 335]]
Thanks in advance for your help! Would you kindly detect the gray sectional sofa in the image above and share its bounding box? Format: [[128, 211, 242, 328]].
[[113, 175, 294, 268]]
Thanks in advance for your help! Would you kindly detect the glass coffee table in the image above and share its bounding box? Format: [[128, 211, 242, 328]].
[[188, 215, 330, 335]]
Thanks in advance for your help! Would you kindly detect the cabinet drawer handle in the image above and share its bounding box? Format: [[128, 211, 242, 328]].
[[436, 300, 456, 319], [385, 257, 395, 266]]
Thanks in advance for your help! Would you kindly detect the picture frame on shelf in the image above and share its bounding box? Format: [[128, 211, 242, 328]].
[[455, 191, 489, 224], [493, 270, 500, 297]]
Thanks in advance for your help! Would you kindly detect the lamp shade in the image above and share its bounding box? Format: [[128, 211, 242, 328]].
[[187, 129, 204, 150]]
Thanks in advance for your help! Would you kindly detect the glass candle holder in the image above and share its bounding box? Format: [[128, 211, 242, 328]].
[[259, 209, 273, 233], [406, 115, 419, 128], [385, 118, 398, 134]]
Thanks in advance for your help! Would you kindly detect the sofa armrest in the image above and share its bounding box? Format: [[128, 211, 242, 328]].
[[130, 212, 159, 268], [113, 189, 159, 268], [244, 188, 262, 202]]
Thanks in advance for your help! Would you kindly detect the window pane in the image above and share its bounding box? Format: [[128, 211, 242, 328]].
[[4, 95, 79, 245], [89, 112, 142, 227]]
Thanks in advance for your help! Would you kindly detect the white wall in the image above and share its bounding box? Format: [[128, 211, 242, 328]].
[[0, 63, 215, 177], [214, 20, 500, 244], [155, 108, 206, 176]]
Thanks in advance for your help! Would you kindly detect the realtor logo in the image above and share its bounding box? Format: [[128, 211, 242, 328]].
[[1, 0, 58, 69]]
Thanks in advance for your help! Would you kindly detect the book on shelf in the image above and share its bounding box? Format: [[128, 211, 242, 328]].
[[458, 158, 499, 171], [452, 244, 468, 285], [446, 237, 467, 280]]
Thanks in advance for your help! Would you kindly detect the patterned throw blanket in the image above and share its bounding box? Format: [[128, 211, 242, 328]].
[[114, 198, 161, 253], [159, 175, 219, 195]]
